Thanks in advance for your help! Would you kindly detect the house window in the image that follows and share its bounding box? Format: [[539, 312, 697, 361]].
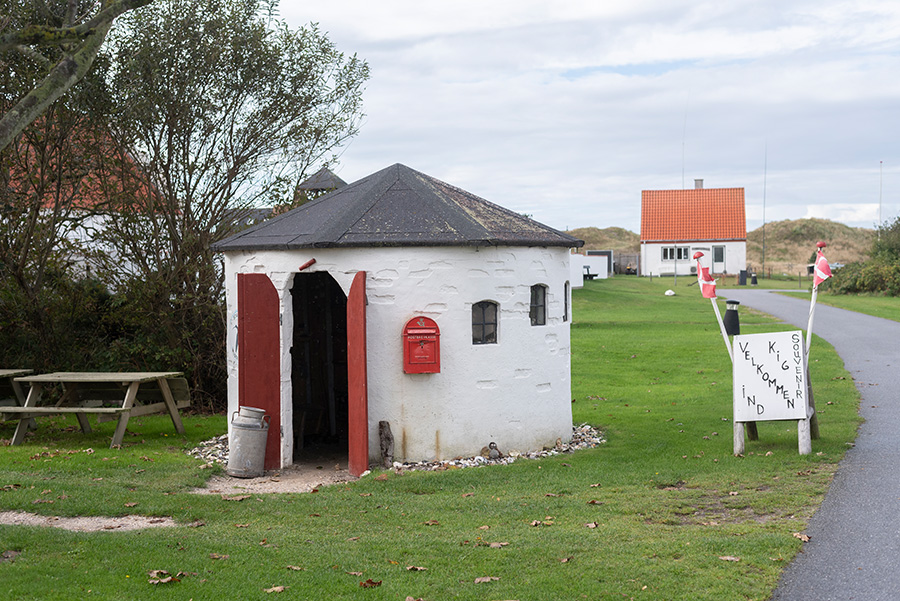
[[661, 246, 690, 261], [563, 281, 570, 322], [530, 284, 547, 326], [472, 301, 498, 344]]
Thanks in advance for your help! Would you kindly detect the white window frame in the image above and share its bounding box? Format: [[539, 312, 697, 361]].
[[661, 246, 691, 261]]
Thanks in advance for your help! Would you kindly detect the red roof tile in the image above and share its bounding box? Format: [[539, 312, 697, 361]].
[[640, 188, 746, 242]]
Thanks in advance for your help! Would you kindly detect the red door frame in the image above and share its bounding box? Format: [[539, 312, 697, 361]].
[[237, 273, 281, 470], [347, 271, 369, 477]]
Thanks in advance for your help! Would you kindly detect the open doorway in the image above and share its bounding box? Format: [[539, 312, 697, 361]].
[[290, 272, 348, 464]]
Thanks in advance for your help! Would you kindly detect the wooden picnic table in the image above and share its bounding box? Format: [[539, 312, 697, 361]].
[[0, 369, 33, 405], [5, 372, 188, 448], [0, 369, 36, 430]]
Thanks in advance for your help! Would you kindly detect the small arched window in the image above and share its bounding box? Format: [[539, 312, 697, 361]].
[[530, 284, 547, 326], [472, 301, 498, 344]]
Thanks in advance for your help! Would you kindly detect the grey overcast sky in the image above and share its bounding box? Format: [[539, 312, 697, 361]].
[[281, 1, 900, 234]]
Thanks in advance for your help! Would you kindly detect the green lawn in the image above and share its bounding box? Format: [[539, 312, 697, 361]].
[[778, 290, 900, 322], [0, 277, 861, 600]]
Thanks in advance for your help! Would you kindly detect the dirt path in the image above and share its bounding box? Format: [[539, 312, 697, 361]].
[[0, 458, 353, 532]]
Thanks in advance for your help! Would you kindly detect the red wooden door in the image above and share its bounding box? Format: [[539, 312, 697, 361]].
[[347, 271, 369, 476], [237, 273, 281, 470]]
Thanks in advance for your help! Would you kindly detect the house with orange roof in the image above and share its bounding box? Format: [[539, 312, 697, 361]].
[[640, 179, 746, 277]]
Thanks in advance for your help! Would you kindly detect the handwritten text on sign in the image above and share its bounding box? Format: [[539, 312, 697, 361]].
[[733, 330, 807, 422]]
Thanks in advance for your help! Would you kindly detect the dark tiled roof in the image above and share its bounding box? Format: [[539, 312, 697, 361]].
[[295, 167, 347, 192], [640, 188, 746, 242], [213, 164, 583, 251]]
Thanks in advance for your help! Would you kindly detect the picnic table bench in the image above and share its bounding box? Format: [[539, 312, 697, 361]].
[[583, 265, 598, 280], [2, 372, 190, 448]]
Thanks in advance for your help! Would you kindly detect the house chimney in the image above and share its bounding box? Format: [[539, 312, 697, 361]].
[[694, 179, 704, 189]]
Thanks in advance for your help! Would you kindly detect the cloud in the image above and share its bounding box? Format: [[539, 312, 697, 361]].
[[280, 1, 900, 232]]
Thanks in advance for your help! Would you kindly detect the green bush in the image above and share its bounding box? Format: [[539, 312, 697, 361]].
[[0, 272, 224, 410], [826, 260, 900, 296]]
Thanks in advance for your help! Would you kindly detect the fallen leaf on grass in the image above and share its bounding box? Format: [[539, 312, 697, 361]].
[[587, 500, 603, 505], [406, 565, 427, 571], [1, 550, 22, 563], [31, 499, 53, 504], [719, 556, 741, 562], [286, 565, 305, 571], [489, 542, 509, 548], [374, 473, 389, 481], [347, 536, 360, 542], [590, 483, 601, 488], [545, 493, 560, 497], [478, 525, 490, 530], [560, 556, 574, 563], [263, 585, 287, 593], [423, 520, 440, 526], [221, 494, 251, 502], [235, 523, 250, 528], [793, 532, 811, 542], [147, 570, 180, 584], [405, 597, 424, 601], [125, 502, 138, 508], [462, 492, 474, 497], [209, 553, 229, 560], [359, 579, 382, 588], [347, 571, 364, 576], [585, 522, 599, 529], [474, 576, 500, 583]]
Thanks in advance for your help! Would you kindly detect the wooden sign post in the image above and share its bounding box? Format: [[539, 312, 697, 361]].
[[732, 330, 810, 455]]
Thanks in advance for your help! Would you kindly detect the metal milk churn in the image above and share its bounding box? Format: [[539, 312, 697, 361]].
[[226, 406, 269, 478]]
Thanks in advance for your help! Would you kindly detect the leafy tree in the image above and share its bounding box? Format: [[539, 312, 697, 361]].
[[0, 0, 152, 151], [826, 215, 900, 296], [871, 215, 900, 264], [0, 15, 121, 371], [91, 0, 368, 406]]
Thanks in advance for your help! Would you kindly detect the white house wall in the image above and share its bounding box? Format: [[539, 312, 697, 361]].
[[223, 245, 574, 467], [641, 241, 746, 277], [569, 254, 608, 287]]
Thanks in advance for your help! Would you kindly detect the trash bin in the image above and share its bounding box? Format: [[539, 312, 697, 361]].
[[739, 270, 747, 286], [750, 273, 758, 286], [226, 406, 269, 478]]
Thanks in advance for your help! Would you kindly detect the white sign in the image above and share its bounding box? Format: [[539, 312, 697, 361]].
[[733, 330, 807, 422]]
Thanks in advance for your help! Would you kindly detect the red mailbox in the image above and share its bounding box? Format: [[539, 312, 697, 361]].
[[403, 316, 440, 374]]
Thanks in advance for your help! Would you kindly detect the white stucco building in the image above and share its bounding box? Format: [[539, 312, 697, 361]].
[[213, 164, 584, 475], [640, 181, 747, 277]]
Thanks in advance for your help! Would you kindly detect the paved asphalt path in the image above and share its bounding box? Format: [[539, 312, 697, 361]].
[[721, 289, 900, 601]]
